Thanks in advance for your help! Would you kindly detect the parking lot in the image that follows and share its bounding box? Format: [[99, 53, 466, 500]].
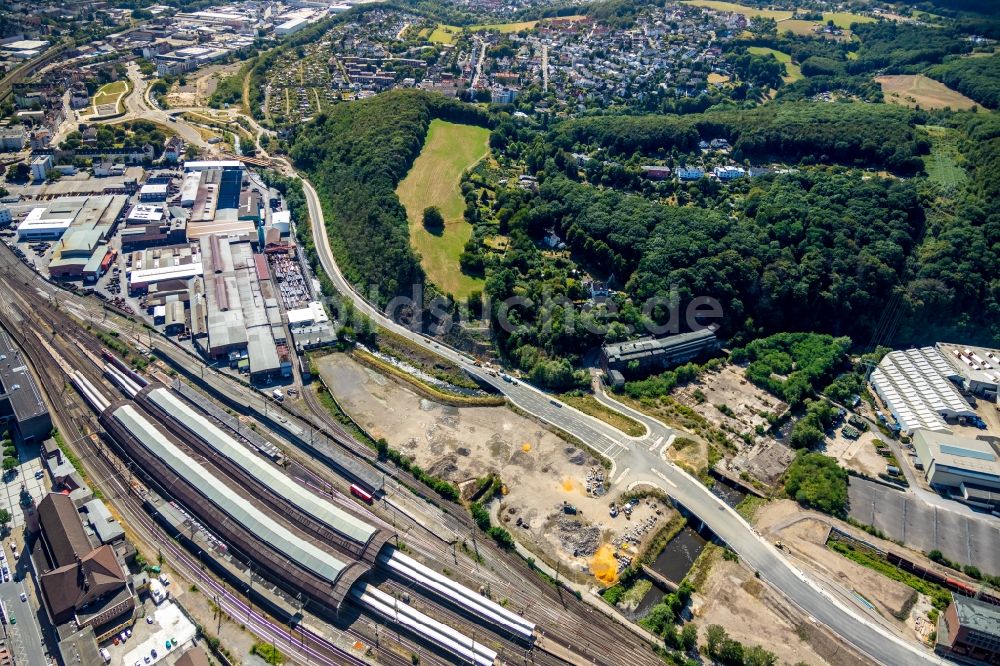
[[110, 598, 197, 666], [848, 477, 1000, 575]]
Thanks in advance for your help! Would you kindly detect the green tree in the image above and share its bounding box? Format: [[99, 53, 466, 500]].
[[6, 163, 29, 182], [746, 645, 778, 666], [706, 624, 727, 658], [423, 205, 444, 231], [719, 638, 745, 666], [784, 451, 849, 516], [2, 458, 16, 471], [680, 623, 698, 652], [790, 419, 825, 449], [0, 508, 10, 533]]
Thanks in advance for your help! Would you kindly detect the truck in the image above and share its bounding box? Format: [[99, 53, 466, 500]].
[[271, 389, 284, 402]]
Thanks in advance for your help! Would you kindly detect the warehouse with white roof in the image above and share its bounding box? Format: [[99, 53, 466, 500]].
[[870, 347, 976, 435]]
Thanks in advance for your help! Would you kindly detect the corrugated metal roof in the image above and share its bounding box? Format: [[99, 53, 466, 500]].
[[112, 404, 349, 583], [147, 387, 378, 544]]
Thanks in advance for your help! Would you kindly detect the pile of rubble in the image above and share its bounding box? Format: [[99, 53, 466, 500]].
[[586, 467, 606, 496]]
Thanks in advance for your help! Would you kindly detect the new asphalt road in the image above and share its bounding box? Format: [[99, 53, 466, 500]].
[[299, 176, 946, 666]]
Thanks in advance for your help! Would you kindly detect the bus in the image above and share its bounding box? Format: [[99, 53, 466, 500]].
[[350, 484, 373, 504]]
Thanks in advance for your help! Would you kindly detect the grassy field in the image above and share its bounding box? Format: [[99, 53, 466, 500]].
[[559, 393, 647, 437], [397, 119, 489, 299], [685, 2, 871, 38], [92, 80, 129, 113], [683, 0, 792, 21], [429, 16, 586, 44], [747, 46, 802, 83], [876, 74, 979, 111], [921, 125, 967, 187], [822, 11, 876, 29]]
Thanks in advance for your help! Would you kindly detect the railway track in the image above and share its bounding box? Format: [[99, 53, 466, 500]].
[[0, 245, 665, 666], [0, 275, 421, 666]]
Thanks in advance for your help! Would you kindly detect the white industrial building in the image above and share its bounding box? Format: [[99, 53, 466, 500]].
[[912, 430, 1000, 510], [937, 342, 1000, 401], [16, 207, 73, 240], [125, 204, 164, 225], [276, 17, 309, 35], [870, 348, 976, 435], [286, 301, 328, 328], [271, 209, 291, 235]]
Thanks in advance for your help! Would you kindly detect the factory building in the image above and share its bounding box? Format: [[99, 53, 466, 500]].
[[15, 195, 126, 243], [936, 593, 1000, 665], [127, 244, 203, 294], [199, 234, 287, 383], [0, 328, 51, 445], [870, 347, 976, 435], [912, 430, 1000, 511], [938, 342, 1000, 401], [601, 329, 719, 382], [125, 203, 165, 225], [47, 229, 112, 281]]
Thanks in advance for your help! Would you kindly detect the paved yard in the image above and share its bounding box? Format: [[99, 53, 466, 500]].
[[0, 445, 47, 529], [848, 478, 1000, 575]]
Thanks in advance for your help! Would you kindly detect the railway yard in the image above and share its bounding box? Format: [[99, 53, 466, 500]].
[[0, 241, 665, 666]]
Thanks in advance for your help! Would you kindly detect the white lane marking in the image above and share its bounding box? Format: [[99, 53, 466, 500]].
[[652, 468, 677, 488], [615, 467, 631, 484], [659, 434, 676, 457]]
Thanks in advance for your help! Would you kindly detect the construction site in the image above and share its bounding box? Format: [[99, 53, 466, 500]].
[[315, 352, 679, 581]]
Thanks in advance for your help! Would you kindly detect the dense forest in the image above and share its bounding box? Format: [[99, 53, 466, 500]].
[[520, 170, 923, 343], [927, 54, 1000, 109], [553, 103, 928, 172], [289, 90, 490, 306]]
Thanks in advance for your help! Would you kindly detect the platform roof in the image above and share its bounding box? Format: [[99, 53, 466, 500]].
[[147, 387, 377, 544], [112, 404, 349, 584]]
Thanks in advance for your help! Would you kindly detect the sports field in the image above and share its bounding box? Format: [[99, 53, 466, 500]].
[[876, 74, 979, 111], [747, 46, 802, 83], [397, 120, 490, 299], [92, 80, 129, 115]]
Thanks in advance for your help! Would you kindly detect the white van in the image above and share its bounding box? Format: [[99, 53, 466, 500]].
[[100, 647, 111, 663]]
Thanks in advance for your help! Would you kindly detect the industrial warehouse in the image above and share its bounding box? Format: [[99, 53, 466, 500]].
[[601, 328, 720, 385], [0, 327, 51, 444], [870, 344, 1000, 512]]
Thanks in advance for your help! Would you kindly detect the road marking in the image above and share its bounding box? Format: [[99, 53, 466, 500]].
[[652, 468, 677, 488], [615, 467, 630, 484], [659, 434, 676, 457]]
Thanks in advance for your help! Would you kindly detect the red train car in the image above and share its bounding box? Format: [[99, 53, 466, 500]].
[[350, 484, 373, 504]]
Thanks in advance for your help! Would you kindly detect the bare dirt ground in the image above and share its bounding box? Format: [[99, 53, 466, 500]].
[[316, 353, 675, 578], [691, 556, 870, 666], [165, 62, 242, 108], [754, 500, 942, 647], [674, 364, 785, 437], [823, 429, 886, 477], [640, 364, 794, 486]]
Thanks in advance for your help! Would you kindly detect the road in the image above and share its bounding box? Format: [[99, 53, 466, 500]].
[[298, 176, 944, 665], [0, 545, 47, 666]]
